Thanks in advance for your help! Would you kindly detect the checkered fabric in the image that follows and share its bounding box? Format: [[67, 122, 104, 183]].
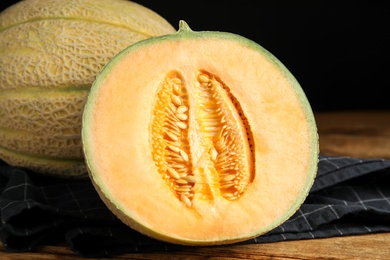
[[1, 155, 390, 257]]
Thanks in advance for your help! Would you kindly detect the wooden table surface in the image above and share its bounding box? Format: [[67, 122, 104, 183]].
[[1, 110, 390, 259]]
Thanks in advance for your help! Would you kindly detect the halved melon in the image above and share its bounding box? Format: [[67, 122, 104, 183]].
[[82, 21, 318, 245]]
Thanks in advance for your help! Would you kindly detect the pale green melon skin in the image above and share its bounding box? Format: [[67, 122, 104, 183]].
[[83, 21, 319, 245], [0, 0, 176, 177]]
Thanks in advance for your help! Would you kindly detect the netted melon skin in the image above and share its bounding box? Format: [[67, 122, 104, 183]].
[[0, 0, 176, 177]]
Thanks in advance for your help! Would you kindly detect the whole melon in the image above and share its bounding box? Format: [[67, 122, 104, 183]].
[[0, 0, 176, 177]]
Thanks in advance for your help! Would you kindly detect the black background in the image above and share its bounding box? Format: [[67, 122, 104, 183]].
[[1, 1, 389, 112]]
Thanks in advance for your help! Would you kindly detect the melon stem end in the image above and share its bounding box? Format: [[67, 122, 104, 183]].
[[178, 20, 193, 33]]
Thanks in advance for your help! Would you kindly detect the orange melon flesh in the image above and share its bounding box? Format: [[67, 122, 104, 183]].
[[82, 21, 318, 245]]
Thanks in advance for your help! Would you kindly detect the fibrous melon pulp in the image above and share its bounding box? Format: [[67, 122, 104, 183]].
[[82, 21, 319, 245], [0, 0, 176, 177]]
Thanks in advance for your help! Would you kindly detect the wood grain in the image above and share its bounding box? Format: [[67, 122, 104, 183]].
[[1, 110, 390, 259], [1, 232, 389, 259], [315, 110, 390, 159]]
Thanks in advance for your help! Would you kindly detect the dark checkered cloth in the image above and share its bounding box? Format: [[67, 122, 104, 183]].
[[1, 155, 390, 257]]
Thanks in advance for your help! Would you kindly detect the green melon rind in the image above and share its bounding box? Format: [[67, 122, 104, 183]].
[[0, 88, 88, 157], [0, 0, 175, 36], [0, 147, 86, 177], [82, 20, 319, 245]]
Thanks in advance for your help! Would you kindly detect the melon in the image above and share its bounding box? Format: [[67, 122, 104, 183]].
[[0, 0, 176, 177], [82, 21, 319, 245]]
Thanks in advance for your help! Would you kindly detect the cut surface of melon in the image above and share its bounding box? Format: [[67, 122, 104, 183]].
[[82, 21, 318, 245]]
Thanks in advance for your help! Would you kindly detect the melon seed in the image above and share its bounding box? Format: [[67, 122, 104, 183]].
[[176, 113, 188, 121], [151, 70, 254, 207], [220, 183, 235, 189], [182, 175, 196, 183], [167, 167, 180, 179], [180, 194, 192, 207], [171, 77, 182, 85], [176, 179, 188, 184], [176, 105, 188, 114], [209, 147, 218, 161], [167, 144, 180, 153], [176, 121, 187, 129], [171, 95, 182, 106], [172, 84, 181, 95], [222, 192, 235, 198], [198, 74, 210, 83], [166, 131, 179, 141], [221, 174, 237, 182], [179, 149, 189, 162]]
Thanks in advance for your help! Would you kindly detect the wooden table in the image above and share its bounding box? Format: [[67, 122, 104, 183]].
[[1, 110, 390, 259]]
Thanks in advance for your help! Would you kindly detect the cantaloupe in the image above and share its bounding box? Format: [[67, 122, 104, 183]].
[[0, 0, 176, 177], [82, 21, 319, 245]]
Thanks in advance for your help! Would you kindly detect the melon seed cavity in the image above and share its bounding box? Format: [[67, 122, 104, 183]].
[[151, 70, 254, 207]]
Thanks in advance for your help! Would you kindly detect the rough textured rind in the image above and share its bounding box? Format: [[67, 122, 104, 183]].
[[0, 0, 176, 177]]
